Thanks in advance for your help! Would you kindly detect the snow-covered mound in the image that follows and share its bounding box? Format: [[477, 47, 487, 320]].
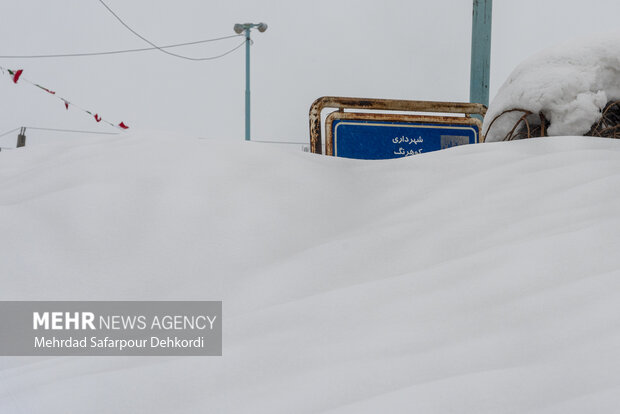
[[2, 134, 620, 413], [483, 32, 620, 142]]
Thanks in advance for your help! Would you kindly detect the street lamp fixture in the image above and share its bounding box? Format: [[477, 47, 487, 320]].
[[234, 22, 268, 141]]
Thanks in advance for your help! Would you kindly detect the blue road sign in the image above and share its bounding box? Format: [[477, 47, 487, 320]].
[[331, 119, 479, 160]]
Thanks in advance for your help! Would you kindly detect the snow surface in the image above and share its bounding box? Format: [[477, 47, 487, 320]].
[[2, 133, 620, 413], [483, 31, 620, 142]]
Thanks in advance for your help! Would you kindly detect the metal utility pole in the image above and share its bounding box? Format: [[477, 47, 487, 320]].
[[234, 22, 268, 141], [470, 0, 492, 107], [244, 27, 251, 141]]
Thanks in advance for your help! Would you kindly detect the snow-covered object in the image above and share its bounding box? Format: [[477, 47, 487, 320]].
[[2, 133, 620, 413], [483, 32, 620, 142]]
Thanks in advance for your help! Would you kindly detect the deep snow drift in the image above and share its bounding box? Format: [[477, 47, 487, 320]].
[[1, 133, 620, 413], [483, 31, 620, 142]]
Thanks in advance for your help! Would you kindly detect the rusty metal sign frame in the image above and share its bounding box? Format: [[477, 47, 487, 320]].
[[309, 96, 487, 155]]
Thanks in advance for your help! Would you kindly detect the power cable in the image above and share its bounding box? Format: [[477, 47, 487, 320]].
[[0, 127, 20, 138], [97, 0, 243, 61], [0, 35, 243, 59], [25, 126, 120, 135], [0, 126, 119, 137], [185, 38, 247, 61], [251, 140, 307, 145], [0, 126, 120, 150]]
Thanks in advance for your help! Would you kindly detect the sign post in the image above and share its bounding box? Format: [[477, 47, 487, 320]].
[[470, 0, 493, 107]]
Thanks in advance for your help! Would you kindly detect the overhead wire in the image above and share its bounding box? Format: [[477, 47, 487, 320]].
[[251, 140, 307, 145], [0, 126, 120, 150], [97, 0, 245, 61], [25, 126, 120, 135], [187, 38, 247, 61], [0, 127, 21, 138], [0, 126, 119, 138], [0, 35, 243, 59]]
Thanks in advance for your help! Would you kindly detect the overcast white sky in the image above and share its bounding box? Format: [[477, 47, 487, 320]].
[[1, 0, 619, 146]]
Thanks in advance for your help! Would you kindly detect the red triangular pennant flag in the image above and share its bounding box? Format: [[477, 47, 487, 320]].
[[94, 114, 102, 122], [36, 84, 55, 94], [118, 122, 129, 129], [64, 100, 69, 110], [12, 69, 23, 84]]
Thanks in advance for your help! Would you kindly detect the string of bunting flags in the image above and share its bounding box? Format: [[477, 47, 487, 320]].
[[0, 66, 129, 130]]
